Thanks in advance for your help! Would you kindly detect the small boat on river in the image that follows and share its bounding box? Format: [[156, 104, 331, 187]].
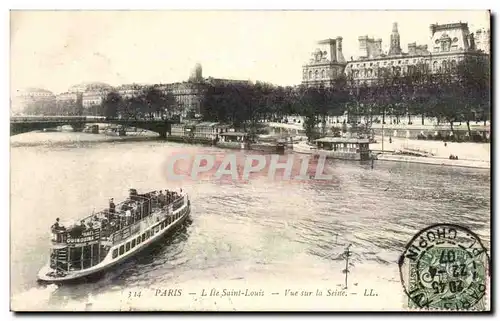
[[37, 188, 190, 283], [216, 132, 250, 149], [313, 137, 372, 161]]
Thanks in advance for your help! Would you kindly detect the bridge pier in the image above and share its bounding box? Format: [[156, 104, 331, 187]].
[[159, 129, 167, 139], [90, 125, 99, 134], [72, 123, 86, 132]]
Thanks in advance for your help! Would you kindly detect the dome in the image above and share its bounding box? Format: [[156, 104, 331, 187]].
[[68, 82, 114, 93]]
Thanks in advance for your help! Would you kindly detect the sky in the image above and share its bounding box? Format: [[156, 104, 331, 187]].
[[10, 10, 490, 95]]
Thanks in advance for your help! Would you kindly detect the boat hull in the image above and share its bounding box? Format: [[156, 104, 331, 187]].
[[292, 142, 317, 155], [216, 141, 249, 150], [37, 201, 190, 283]]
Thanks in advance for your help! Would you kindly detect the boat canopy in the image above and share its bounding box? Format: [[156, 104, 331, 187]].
[[219, 132, 248, 137], [314, 137, 370, 144]]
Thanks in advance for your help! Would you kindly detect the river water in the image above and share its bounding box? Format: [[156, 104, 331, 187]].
[[10, 132, 491, 311]]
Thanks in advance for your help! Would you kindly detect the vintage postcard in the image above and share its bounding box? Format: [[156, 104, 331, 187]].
[[10, 10, 491, 312]]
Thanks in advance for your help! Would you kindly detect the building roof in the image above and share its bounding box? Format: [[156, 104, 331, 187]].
[[220, 132, 248, 136], [68, 82, 114, 93], [17, 87, 54, 95], [315, 137, 370, 144]]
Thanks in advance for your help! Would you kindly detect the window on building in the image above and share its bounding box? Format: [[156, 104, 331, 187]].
[[432, 61, 439, 71], [451, 60, 457, 72], [119, 245, 124, 255], [442, 60, 449, 72], [126, 242, 131, 252], [132, 239, 136, 248]]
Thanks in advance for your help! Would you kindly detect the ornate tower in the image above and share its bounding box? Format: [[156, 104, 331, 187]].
[[388, 22, 402, 56]]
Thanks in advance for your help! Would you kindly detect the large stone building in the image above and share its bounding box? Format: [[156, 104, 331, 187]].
[[345, 22, 488, 85], [57, 82, 114, 108], [301, 37, 346, 87], [11, 87, 55, 114], [116, 83, 146, 99], [303, 21, 489, 87], [157, 64, 251, 117]]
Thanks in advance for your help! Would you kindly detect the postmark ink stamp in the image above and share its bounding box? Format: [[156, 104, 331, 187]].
[[398, 224, 490, 311]]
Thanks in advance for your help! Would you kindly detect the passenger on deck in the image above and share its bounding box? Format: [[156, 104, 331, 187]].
[[51, 218, 65, 231], [109, 198, 116, 213], [125, 209, 132, 225], [158, 191, 166, 206]]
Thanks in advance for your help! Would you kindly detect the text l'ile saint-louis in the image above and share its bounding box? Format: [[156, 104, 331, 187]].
[[127, 287, 379, 299]]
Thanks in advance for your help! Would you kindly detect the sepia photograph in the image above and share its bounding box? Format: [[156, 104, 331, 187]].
[[9, 9, 491, 312]]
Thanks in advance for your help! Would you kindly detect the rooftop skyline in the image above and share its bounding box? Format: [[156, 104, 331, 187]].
[[10, 10, 490, 95]]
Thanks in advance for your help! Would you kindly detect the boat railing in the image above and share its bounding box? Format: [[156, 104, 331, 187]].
[[172, 196, 185, 212], [50, 191, 185, 245]]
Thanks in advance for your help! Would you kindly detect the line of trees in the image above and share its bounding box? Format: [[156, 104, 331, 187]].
[[200, 55, 490, 140]]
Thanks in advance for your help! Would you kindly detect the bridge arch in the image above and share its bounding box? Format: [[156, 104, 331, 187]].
[[10, 116, 178, 137]]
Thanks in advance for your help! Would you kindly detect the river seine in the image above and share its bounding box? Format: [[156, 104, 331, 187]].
[[10, 132, 491, 310]]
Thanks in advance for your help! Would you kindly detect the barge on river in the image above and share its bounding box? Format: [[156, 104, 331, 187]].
[[37, 189, 190, 283], [313, 137, 372, 161]]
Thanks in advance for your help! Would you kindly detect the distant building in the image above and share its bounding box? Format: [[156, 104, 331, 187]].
[[302, 21, 489, 89], [344, 21, 489, 85], [158, 64, 251, 117], [302, 37, 347, 87], [11, 87, 55, 114], [116, 83, 146, 99], [59, 82, 114, 108]]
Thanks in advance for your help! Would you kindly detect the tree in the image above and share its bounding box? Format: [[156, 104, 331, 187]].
[[163, 91, 178, 119], [453, 55, 490, 137], [102, 91, 123, 118], [142, 86, 166, 119]]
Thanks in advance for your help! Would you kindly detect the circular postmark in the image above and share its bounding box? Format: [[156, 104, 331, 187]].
[[398, 224, 490, 310]]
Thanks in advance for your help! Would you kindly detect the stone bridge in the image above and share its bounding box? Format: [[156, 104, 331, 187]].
[[10, 116, 180, 138]]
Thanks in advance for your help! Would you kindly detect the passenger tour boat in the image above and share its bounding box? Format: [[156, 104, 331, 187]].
[[37, 188, 191, 283], [313, 137, 372, 161]]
